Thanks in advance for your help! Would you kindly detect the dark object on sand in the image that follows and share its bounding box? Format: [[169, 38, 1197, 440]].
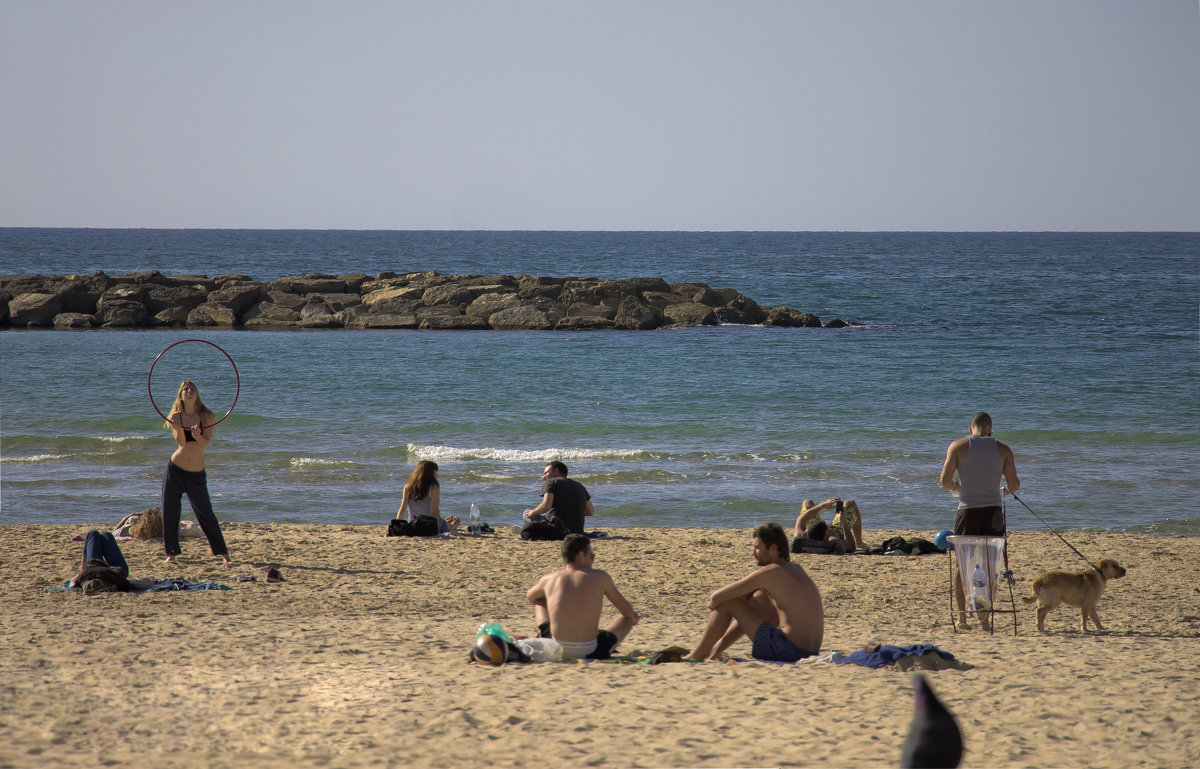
[[901, 673, 963, 768]]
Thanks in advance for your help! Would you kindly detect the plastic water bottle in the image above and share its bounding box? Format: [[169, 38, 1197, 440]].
[[469, 502, 481, 533], [970, 563, 987, 595]]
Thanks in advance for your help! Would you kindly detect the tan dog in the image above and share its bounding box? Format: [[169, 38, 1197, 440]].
[[1022, 559, 1126, 631]]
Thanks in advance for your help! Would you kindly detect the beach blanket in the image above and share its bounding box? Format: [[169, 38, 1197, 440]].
[[833, 644, 960, 669], [46, 578, 232, 593], [862, 537, 943, 556]]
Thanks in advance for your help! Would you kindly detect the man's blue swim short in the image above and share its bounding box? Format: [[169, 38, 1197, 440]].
[[751, 621, 816, 662]]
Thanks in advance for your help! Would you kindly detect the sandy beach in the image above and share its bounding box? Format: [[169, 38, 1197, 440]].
[[1, 522, 1197, 769]]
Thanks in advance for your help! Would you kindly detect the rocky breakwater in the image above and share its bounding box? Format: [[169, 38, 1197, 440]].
[[0, 271, 857, 331]]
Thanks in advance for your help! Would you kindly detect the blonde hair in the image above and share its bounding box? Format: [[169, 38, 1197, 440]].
[[164, 380, 216, 430], [130, 507, 163, 539]]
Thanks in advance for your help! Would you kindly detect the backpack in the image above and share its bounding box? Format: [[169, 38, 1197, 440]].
[[386, 515, 441, 537]]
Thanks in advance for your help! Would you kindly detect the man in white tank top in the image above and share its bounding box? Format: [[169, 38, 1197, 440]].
[[940, 412, 1020, 627]]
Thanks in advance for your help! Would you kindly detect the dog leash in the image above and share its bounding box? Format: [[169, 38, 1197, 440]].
[[1011, 493, 1103, 576]]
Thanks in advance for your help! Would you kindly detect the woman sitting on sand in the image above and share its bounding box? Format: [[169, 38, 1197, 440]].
[[397, 460, 461, 534]]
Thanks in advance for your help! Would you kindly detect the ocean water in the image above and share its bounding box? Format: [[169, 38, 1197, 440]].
[[1, 229, 1197, 534]]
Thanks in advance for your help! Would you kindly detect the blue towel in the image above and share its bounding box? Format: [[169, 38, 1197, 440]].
[[834, 644, 956, 669]]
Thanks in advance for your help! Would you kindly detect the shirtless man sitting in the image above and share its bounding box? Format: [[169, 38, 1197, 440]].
[[526, 533, 640, 660], [685, 522, 824, 662]]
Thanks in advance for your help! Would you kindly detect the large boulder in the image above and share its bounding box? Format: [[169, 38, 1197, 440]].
[[97, 299, 148, 328], [614, 297, 664, 330], [8, 293, 61, 326], [50, 276, 104, 314], [466, 292, 522, 317], [99, 283, 148, 305], [264, 290, 307, 311], [0, 276, 51, 295], [272, 274, 347, 295], [640, 290, 681, 310], [555, 315, 617, 331], [422, 284, 482, 307], [664, 302, 719, 327], [153, 306, 192, 327], [517, 275, 567, 301], [310, 293, 361, 312], [337, 273, 370, 293], [563, 303, 616, 321], [156, 274, 217, 291], [715, 294, 766, 325], [763, 307, 822, 327], [630, 277, 671, 293], [346, 312, 419, 329], [187, 303, 238, 327], [242, 300, 303, 325], [362, 285, 425, 308], [489, 305, 553, 330], [207, 282, 264, 315], [112, 271, 167, 286], [53, 312, 96, 329], [146, 285, 207, 315]]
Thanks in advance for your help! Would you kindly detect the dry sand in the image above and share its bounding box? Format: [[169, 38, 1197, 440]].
[[1, 523, 1197, 769]]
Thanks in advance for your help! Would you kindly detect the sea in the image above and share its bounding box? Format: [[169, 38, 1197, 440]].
[[1, 229, 1197, 535]]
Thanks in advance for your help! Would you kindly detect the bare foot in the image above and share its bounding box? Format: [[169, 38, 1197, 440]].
[[220, 554, 232, 564], [164, 555, 176, 564]]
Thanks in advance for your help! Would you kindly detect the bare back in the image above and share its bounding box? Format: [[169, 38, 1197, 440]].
[[535, 567, 613, 643], [756, 561, 824, 653]]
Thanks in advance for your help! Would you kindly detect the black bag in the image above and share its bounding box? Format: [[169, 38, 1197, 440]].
[[387, 515, 440, 537], [520, 516, 567, 541]]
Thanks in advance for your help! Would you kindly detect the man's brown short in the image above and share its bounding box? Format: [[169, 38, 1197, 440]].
[[954, 506, 1005, 537]]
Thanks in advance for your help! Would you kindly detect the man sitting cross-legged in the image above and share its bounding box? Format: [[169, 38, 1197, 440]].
[[526, 533, 640, 660], [685, 522, 824, 662]]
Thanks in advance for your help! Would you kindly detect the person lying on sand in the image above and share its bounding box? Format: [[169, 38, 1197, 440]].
[[71, 530, 153, 594], [526, 533, 639, 659], [802, 520, 853, 554], [794, 497, 863, 552], [685, 522, 823, 662]]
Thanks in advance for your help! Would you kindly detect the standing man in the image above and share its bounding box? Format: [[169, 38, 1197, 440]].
[[685, 522, 824, 662], [526, 534, 639, 659], [523, 460, 594, 534], [940, 411, 1021, 626]]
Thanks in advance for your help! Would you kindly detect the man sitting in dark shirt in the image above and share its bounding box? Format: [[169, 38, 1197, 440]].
[[523, 461, 594, 534]]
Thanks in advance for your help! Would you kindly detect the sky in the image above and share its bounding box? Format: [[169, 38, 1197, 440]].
[[1, 1, 1196, 231]]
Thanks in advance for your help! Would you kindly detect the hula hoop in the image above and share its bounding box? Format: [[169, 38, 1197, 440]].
[[148, 339, 240, 429]]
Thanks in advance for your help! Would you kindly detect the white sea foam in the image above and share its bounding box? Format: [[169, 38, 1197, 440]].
[[96, 435, 148, 444], [289, 457, 357, 470], [3, 454, 72, 464], [406, 443, 647, 463]]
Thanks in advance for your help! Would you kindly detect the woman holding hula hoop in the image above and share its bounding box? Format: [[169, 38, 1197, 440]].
[[161, 380, 231, 564]]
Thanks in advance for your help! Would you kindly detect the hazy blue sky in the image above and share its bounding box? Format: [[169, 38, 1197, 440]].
[[2, 1, 1196, 230]]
